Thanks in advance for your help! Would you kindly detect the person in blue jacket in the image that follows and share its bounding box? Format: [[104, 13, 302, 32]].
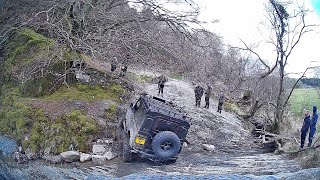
[[300, 110, 311, 149], [308, 106, 318, 147]]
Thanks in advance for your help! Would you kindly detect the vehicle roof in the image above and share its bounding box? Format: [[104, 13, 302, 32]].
[[140, 95, 188, 121]]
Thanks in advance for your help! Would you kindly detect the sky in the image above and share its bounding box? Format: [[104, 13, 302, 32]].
[[194, 0, 320, 78]]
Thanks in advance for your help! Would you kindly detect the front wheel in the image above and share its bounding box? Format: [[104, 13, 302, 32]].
[[152, 131, 181, 160], [123, 131, 132, 162]]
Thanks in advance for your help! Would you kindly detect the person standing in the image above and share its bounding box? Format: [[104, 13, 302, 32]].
[[194, 85, 204, 107], [300, 110, 311, 149], [217, 90, 225, 113], [158, 75, 167, 96], [120, 63, 128, 77], [111, 58, 117, 72], [308, 106, 318, 147], [204, 85, 212, 108]]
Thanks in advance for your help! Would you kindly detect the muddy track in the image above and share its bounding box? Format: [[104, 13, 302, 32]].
[[1, 76, 319, 179]]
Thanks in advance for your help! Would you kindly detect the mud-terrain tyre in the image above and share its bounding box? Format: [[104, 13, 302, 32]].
[[152, 131, 181, 160], [123, 131, 132, 162]]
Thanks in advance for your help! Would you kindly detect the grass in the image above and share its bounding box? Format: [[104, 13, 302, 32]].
[[289, 88, 320, 117], [44, 83, 126, 102], [169, 73, 183, 80]]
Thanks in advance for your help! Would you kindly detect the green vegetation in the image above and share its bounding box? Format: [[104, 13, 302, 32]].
[[0, 84, 101, 154], [0, 85, 30, 139], [224, 102, 240, 114], [128, 73, 153, 83], [104, 104, 117, 122], [289, 88, 320, 117], [23, 109, 100, 154], [169, 73, 183, 80], [4, 28, 54, 75], [44, 83, 126, 102], [0, 28, 128, 156]]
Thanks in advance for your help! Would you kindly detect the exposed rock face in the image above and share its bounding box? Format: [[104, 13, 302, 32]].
[[25, 148, 39, 160], [12, 152, 28, 164], [80, 153, 92, 162], [104, 151, 114, 160], [42, 155, 63, 164], [92, 145, 106, 155], [202, 144, 215, 152], [91, 155, 106, 164], [60, 151, 80, 163]]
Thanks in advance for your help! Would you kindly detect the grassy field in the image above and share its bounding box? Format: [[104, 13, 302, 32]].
[[289, 88, 320, 117]]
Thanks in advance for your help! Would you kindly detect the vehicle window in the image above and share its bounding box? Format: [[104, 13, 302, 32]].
[[134, 102, 146, 129]]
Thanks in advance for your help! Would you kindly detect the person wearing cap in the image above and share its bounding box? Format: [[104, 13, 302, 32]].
[[308, 106, 318, 147], [300, 110, 311, 149]]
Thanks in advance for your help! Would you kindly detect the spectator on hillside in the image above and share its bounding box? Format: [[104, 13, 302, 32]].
[[204, 85, 212, 108], [300, 110, 311, 149], [217, 90, 225, 113], [111, 58, 117, 72], [158, 74, 167, 96], [194, 85, 204, 107], [120, 63, 127, 77], [308, 106, 318, 147]]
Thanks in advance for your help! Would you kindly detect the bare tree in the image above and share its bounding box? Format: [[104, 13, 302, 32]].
[[236, 0, 317, 133]]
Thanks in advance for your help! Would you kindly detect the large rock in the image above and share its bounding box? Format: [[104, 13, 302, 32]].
[[60, 151, 80, 162], [92, 155, 106, 164], [25, 148, 38, 160], [104, 151, 114, 160], [202, 144, 215, 152], [12, 152, 28, 164], [92, 145, 106, 155], [42, 155, 63, 164], [80, 153, 92, 162]]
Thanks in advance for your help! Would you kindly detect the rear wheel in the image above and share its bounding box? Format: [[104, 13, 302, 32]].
[[123, 131, 132, 162], [152, 131, 181, 160]]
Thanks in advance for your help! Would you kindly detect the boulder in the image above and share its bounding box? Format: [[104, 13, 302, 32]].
[[80, 153, 92, 162], [25, 148, 38, 160], [92, 155, 106, 164], [92, 145, 106, 155], [104, 139, 113, 145], [60, 151, 80, 162], [12, 152, 28, 164], [42, 155, 63, 164], [202, 144, 215, 152], [183, 142, 188, 147], [104, 151, 114, 160]]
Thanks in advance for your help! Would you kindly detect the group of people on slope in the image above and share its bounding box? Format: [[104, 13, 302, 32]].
[[110, 58, 128, 77], [194, 84, 225, 113], [156, 74, 225, 113], [300, 106, 319, 149]]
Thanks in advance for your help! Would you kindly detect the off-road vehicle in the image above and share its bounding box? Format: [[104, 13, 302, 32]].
[[122, 93, 191, 162]]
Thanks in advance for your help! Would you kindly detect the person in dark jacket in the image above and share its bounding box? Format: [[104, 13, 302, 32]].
[[217, 90, 225, 113], [300, 110, 311, 149], [204, 85, 212, 108], [308, 106, 318, 147], [111, 58, 117, 72], [194, 85, 204, 107], [158, 75, 167, 96]]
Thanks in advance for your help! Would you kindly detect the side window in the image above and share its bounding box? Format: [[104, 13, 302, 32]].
[[133, 99, 141, 111]]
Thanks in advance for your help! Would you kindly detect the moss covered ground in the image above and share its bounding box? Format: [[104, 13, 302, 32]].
[[0, 28, 128, 155]]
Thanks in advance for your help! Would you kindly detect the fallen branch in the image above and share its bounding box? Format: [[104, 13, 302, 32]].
[[255, 130, 292, 141]]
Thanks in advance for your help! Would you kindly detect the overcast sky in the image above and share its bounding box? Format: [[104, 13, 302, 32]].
[[194, 0, 320, 77]]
